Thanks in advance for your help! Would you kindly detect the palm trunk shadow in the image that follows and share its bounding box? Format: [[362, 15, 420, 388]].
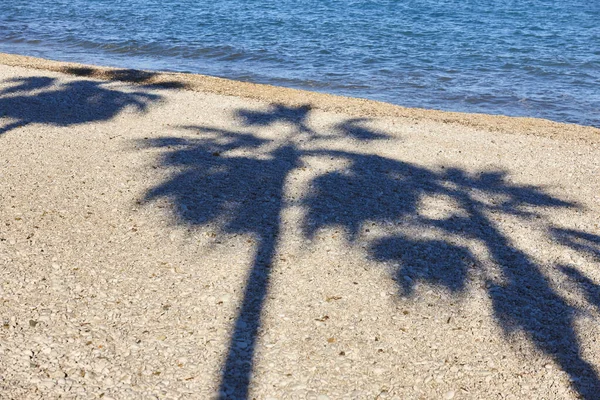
[[218, 233, 278, 399], [305, 157, 600, 398], [216, 145, 299, 399], [140, 132, 300, 400], [488, 253, 600, 399], [466, 201, 600, 399]]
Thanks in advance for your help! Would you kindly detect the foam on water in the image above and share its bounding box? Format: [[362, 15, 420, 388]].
[[1, 0, 598, 126]]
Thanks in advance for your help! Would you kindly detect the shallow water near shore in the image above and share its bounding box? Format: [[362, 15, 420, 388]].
[[1, 0, 599, 126]]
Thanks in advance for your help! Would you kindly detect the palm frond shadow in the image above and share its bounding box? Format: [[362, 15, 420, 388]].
[[63, 67, 188, 89], [140, 104, 600, 399], [552, 228, 600, 262], [0, 76, 160, 135]]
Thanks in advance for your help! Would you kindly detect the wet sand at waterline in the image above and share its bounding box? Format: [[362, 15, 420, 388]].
[[1, 54, 600, 399]]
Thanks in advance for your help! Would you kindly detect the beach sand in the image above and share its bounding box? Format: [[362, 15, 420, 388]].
[[1, 54, 599, 399]]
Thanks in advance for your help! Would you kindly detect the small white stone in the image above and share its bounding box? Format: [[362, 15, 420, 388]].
[[444, 390, 455, 399], [290, 383, 306, 391], [49, 370, 66, 379], [21, 350, 33, 357], [218, 294, 231, 304], [39, 379, 55, 389]]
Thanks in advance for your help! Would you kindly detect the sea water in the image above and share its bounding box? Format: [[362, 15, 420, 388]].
[[1, 0, 598, 126]]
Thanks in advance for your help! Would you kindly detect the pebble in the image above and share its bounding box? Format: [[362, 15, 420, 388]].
[[21, 349, 33, 357], [39, 379, 55, 389], [218, 294, 232, 304], [444, 390, 456, 399], [290, 383, 306, 391], [49, 370, 66, 379]]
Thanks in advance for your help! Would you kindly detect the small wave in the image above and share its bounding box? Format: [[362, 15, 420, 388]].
[[1, 0, 598, 127]]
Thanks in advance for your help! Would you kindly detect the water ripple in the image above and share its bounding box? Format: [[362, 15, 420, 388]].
[[0, 0, 599, 126]]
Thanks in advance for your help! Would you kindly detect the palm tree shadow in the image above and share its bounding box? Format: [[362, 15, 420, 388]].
[[561, 265, 600, 313], [0, 76, 55, 95], [236, 104, 314, 134], [306, 152, 600, 398], [552, 228, 600, 262], [372, 236, 474, 296], [141, 103, 600, 399], [63, 67, 188, 89], [334, 118, 389, 140], [139, 127, 301, 398], [0, 76, 160, 135]]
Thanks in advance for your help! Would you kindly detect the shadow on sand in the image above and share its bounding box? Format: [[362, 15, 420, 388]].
[[62, 67, 188, 89], [140, 104, 600, 399], [0, 75, 160, 135], [4, 74, 597, 398]]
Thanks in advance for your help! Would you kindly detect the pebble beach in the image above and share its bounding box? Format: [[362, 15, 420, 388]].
[[1, 54, 600, 399]]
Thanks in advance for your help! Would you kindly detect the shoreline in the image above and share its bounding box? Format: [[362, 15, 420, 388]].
[[1, 52, 599, 141]]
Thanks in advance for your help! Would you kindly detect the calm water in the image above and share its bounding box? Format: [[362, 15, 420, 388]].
[[1, 0, 599, 126]]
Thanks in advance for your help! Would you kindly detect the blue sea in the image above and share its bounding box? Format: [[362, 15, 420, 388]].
[[1, 0, 599, 126]]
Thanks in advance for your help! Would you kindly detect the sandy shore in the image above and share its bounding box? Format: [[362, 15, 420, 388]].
[[2, 52, 599, 141], [1, 55, 600, 400]]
